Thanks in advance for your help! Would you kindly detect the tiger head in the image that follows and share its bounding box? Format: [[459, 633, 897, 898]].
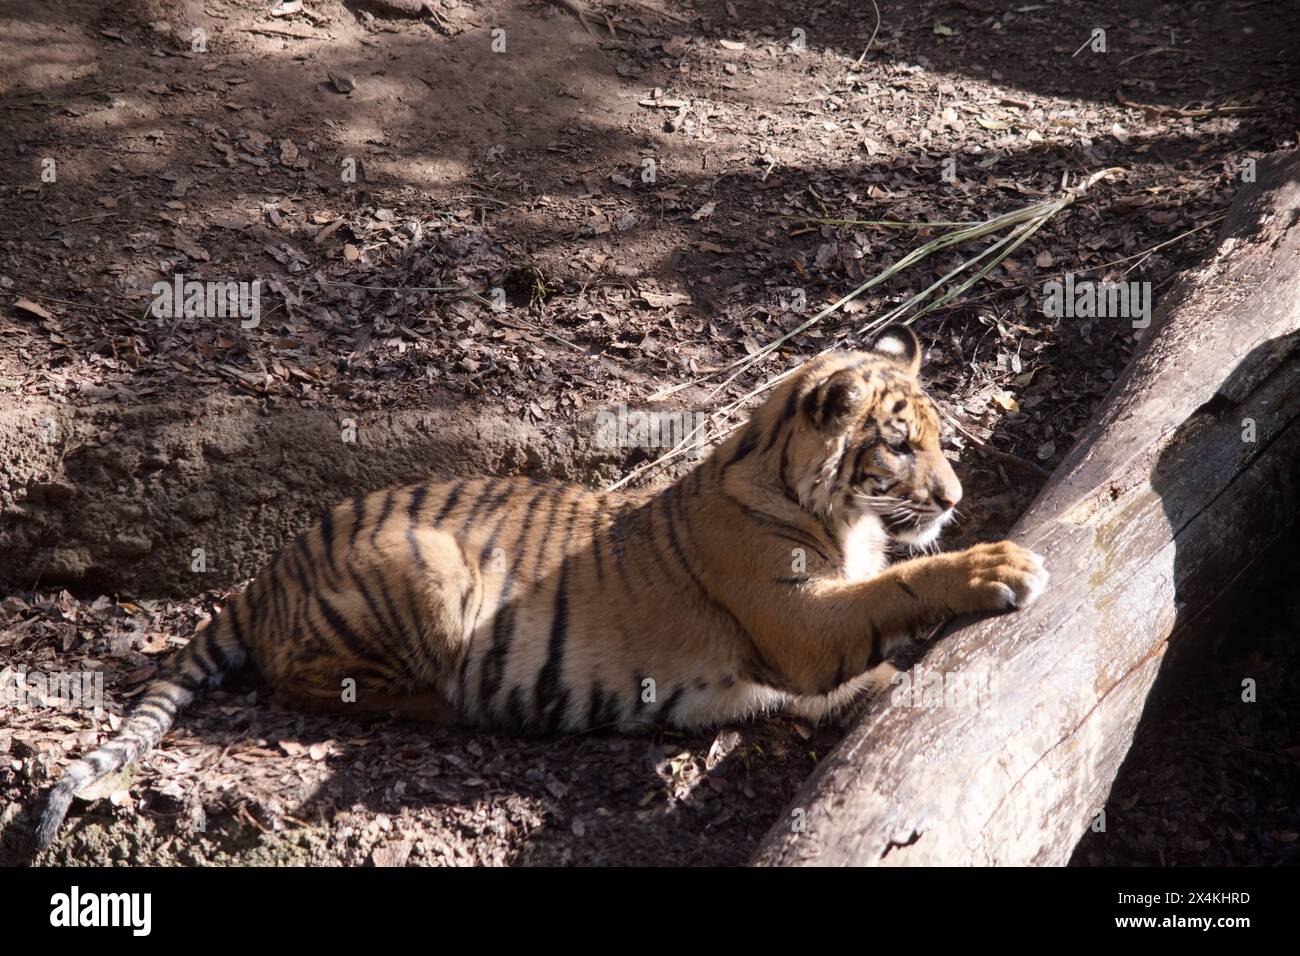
[[753, 325, 962, 549]]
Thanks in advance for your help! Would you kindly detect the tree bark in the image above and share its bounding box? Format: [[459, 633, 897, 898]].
[[753, 149, 1300, 867]]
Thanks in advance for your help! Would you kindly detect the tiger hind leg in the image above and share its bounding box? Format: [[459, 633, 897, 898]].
[[264, 525, 479, 723]]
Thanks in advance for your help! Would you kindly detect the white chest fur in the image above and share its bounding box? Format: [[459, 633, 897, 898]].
[[839, 513, 890, 581]]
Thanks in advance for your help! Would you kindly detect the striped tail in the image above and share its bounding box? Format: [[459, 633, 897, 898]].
[[34, 609, 248, 850]]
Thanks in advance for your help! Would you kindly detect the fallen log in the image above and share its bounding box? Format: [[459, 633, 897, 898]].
[[753, 149, 1300, 866]]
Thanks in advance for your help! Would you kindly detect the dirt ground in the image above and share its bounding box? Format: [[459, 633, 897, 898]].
[[1, 0, 1298, 865]]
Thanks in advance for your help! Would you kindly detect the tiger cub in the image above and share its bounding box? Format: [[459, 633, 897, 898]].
[[36, 324, 1047, 847]]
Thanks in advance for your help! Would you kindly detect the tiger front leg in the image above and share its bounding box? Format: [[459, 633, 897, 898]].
[[885, 540, 1049, 618], [755, 541, 1048, 697]]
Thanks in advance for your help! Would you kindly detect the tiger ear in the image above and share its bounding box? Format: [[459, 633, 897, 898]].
[[802, 368, 862, 431], [872, 324, 922, 375]]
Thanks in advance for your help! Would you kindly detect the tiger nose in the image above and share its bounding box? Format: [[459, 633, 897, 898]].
[[931, 479, 962, 510]]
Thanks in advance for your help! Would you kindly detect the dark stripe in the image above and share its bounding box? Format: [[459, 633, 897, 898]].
[[638, 500, 685, 590], [319, 507, 340, 580], [458, 480, 509, 536], [240, 575, 273, 644], [479, 605, 516, 717], [895, 579, 918, 600], [409, 482, 431, 523], [455, 642, 476, 711], [800, 386, 818, 421], [633, 673, 649, 713], [477, 489, 552, 715], [851, 441, 870, 480], [654, 488, 765, 694], [835, 438, 859, 484], [134, 703, 171, 726], [455, 538, 475, 621], [279, 554, 314, 658], [831, 655, 847, 690], [778, 432, 801, 504], [223, 601, 247, 663], [605, 503, 638, 593], [168, 668, 204, 694], [283, 547, 314, 601], [432, 480, 465, 523], [348, 493, 368, 549], [505, 685, 528, 730], [263, 576, 288, 650], [762, 388, 801, 452], [529, 489, 570, 575], [590, 507, 606, 584], [867, 624, 884, 667], [478, 483, 541, 565], [656, 686, 685, 727], [723, 425, 759, 470], [658, 489, 697, 582], [347, 563, 419, 672], [600, 687, 622, 727], [142, 693, 178, 718], [373, 567, 435, 675], [534, 500, 583, 730], [727, 496, 831, 563], [316, 593, 373, 659], [406, 526, 429, 570], [369, 490, 396, 546], [293, 533, 323, 592], [298, 612, 331, 655], [588, 685, 607, 728]]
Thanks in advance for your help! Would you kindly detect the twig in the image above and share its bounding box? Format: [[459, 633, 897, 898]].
[[617, 169, 1124, 489], [624, 0, 692, 24], [668, 169, 1122, 404], [12, 291, 123, 312], [459, 288, 588, 353], [246, 27, 319, 40], [784, 215, 979, 229], [1119, 45, 1173, 66], [851, 0, 882, 70], [316, 280, 460, 293], [549, 0, 599, 37], [1114, 90, 1266, 118]]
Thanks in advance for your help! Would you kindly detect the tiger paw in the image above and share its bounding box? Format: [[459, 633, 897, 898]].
[[950, 540, 1049, 612]]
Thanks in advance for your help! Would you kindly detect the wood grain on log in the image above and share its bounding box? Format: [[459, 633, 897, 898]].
[[753, 149, 1300, 866]]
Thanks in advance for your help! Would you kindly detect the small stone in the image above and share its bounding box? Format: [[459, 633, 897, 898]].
[[111, 534, 153, 558]]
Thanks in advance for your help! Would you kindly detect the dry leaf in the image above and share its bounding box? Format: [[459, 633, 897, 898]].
[[13, 298, 54, 321], [690, 200, 717, 221], [991, 390, 1020, 412]]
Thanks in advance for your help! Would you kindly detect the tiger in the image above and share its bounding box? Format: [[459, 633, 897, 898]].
[[34, 323, 1048, 849]]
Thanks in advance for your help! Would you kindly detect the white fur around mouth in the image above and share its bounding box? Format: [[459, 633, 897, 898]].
[[892, 508, 954, 548]]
